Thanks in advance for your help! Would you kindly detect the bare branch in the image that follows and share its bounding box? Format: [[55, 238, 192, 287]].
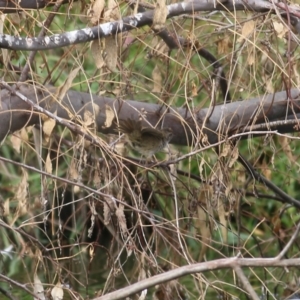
[[0, 81, 108, 150], [1, 84, 300, 147], [276, 221, 300, 260], [234, 266, 260, 300], [0, 0, 70, 13], [0, 0, 299, 51], [96, 256, 300, 300], [0, 272, 40, 299], [18, 0, 64, 82]]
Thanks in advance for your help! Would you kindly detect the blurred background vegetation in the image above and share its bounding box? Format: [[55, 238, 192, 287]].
[[1, 0, 300, 299]]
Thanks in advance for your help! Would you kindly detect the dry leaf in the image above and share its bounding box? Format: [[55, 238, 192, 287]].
[[91, 40, 105, 69], [217, 35, 231, 55], [107, 0, 121, 18], [92, 102, 100, 117], [191, 80, 197, 97], [15, 169, 28, 217], [228, 146, 239, 168], [89, 244, 95, 261], [32, 127, 43, 169], [83, 110, 95, 127], [3, 198, 10, 216], [43, 116, 56, 144], [93, 168, 101, 188], [220, 143, 231, 158], [280, 136, 300, 167], [103, 197, 115, 225], [90, 0, 105, 25], [225, 182, 233, 198], [56, 66, 80, 101], [261, 158, 272, 180], [199, 158, 206, 181], [264, 77, 274, 93], [78, 0, 89, 23], [51, 282, 63, 300], [107, 0, 116, 9], [43, 117, 56, 136], [103, 0, 121, 23], [152, 65, 163, 93], [45, 153, 52, 174], [238, 20, 255, 42], [104, 104, 115, 128], [104, 36, 118, 72], [10, 132, 21, 153], [153, 0, 168, 31], [116, 204, 128, 238], [88, 200, 96, 238], [149, 37, 169, 58], [273, 21, 288, 39], [102, 0, 121, 72], [20, 127, 28, 142], [103, 202, 112, 225], [9, 13, 23, 25], [197, 198, 212, 261], [247, 51, 255, 65], [34, 274, 45, 300], [69, 158, 79, 181], [83, 104, 98, 129]]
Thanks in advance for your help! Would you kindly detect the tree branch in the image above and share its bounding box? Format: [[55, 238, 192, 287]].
[[0, 0, 70, 13], [1, 84, 300, 146], [234, 266, 260, 300], [97, 256, 300, 300], [0, 0, 299, 51]]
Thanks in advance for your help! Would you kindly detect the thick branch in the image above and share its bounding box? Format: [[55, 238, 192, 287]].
[[0, 0, 70, 13], [0, 0, 299, 51], [0, 84, 300, 146]]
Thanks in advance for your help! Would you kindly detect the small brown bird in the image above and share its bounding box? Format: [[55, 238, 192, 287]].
[[118, 119, 173, 157]]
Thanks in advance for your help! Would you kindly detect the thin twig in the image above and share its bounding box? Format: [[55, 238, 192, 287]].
[[276, 221, 300, 260], [19, 0, 64, 82], [238, 154, 300, 209], [242, 118, 300, 132], [167, 168, 191, 264], [0, 286, 18, 300], [0, 273, 41, 299]]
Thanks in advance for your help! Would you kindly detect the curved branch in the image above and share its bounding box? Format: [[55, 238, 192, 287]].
[[97, 256, 300, 300], [0, 0, 70, 13], [1, 84, 300, 146], [238, 154, 300, 208], [0, 0, 299, 51]]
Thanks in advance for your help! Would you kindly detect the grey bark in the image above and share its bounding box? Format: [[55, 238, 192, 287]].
[[1, 84, 299, 146], [0, 0, 299, 51]]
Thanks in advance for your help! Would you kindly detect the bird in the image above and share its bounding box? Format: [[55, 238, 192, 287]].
[[117, 119, 173, 158]]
